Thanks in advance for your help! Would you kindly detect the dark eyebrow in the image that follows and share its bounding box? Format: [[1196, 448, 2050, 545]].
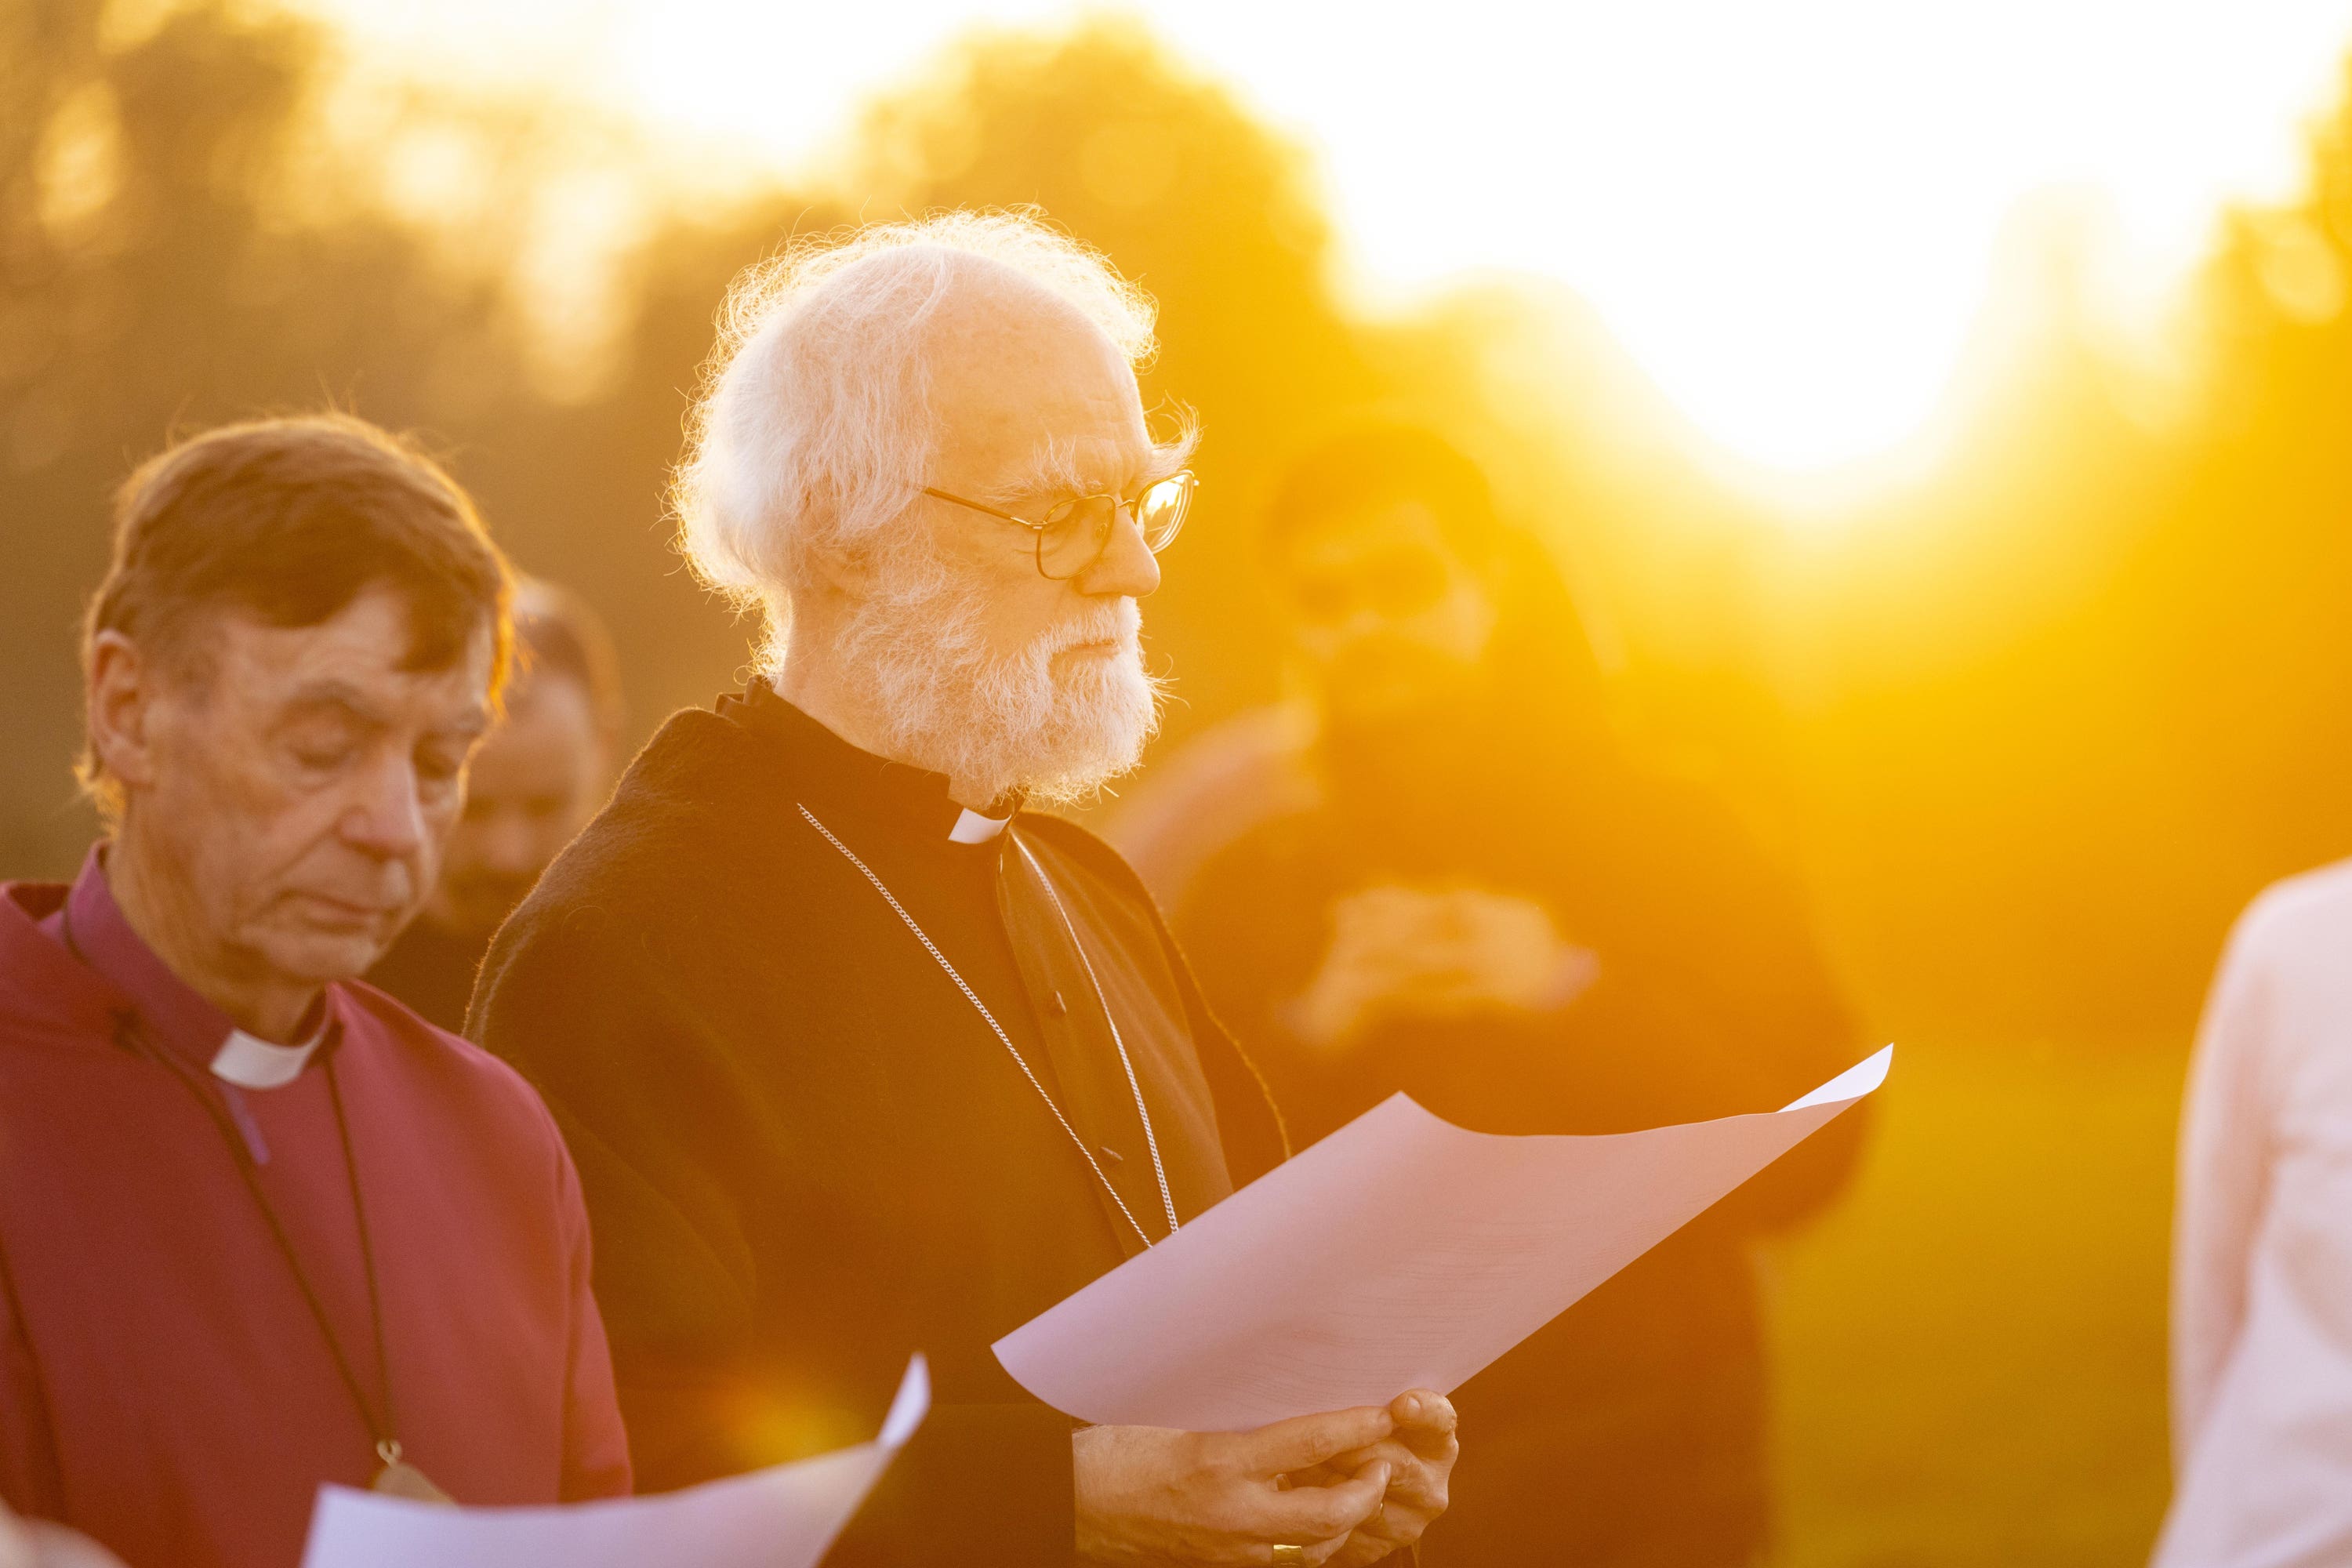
[[280, 683, 389, 731], [280, 683, 491, 742]]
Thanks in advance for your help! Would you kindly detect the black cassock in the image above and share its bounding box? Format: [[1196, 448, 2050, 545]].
[[472, 684, 1285, 1564]]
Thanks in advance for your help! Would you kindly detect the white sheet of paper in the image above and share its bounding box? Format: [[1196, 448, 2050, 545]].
[[298, 1354, 930, 1568], [996, 1047, 1892, 1431]]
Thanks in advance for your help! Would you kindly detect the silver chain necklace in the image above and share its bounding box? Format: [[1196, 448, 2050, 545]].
[[797, 804, 1180, 1249]]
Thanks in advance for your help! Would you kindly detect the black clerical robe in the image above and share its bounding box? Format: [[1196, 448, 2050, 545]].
[[367, 916, 489, 1035], [470, 685, 1284, 1564], [1178, 741, 1863, 1567]]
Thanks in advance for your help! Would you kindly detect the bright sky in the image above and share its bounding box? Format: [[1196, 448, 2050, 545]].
[[307, 0, 2352, 474]]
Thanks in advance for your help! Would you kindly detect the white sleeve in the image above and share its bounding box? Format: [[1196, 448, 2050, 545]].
[[2170, 903, 2282, 1474]]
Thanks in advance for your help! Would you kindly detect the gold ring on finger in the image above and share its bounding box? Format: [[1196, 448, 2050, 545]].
[[1272, 1547, 1308, 1566]]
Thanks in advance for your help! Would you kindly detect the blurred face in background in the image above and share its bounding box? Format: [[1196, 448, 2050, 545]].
[[1279, 498, 1497, 728], [422, 670, 610, 938]]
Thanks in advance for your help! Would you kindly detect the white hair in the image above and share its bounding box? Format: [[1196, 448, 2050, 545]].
[[673, 210, 1163, 664]]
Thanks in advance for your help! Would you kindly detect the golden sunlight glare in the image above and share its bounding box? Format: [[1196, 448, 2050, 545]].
[[306, 0, 2352, 477]]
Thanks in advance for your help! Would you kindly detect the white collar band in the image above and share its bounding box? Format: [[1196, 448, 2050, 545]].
[[949, 808, 1011, 844], [210, 1026, 324, 1091]]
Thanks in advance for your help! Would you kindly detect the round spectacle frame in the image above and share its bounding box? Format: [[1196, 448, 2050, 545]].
[[922, 470, 1196, 581]]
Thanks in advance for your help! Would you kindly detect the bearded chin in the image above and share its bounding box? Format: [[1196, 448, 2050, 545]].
[[836, 568, 1163, 807]]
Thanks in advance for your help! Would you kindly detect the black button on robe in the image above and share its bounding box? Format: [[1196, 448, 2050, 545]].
[[471, 687, 1284, 1563]]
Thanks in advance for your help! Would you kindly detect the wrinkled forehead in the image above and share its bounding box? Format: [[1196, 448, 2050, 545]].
[[922, 267, 1149, 489], [207, 585, 496, 720]]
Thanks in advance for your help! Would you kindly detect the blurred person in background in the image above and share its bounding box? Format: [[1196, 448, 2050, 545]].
[[1169, 423, 1867, 1567], [368, 579, 623, 1033], [470, 214, 1457, 1566], [0, 418, 630, 1568], [2154, 861, 2352, 1568]]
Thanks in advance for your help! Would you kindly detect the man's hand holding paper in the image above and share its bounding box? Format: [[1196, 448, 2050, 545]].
[[1074, 1402, 1399, 1565], [1290, 1389, 1461, 1567], [1073, 1386, 1457, 1566], [1000, 1048, 1893, 1436]]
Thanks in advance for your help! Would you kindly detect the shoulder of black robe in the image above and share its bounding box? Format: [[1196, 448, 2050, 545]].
[[468, 714, 1101, 1568], [1018, 811, 1289, 1184], [472, 709, 765, 1339]]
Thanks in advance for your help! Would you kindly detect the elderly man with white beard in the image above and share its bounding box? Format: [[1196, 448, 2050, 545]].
[[469, 212, 1460, 1566]]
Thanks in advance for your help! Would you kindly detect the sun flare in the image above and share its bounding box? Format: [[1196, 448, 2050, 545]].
[[303, 0, 2352, 478]]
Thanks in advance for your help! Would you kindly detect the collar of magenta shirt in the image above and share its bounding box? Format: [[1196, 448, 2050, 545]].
[[48, 845, 336, 1089]]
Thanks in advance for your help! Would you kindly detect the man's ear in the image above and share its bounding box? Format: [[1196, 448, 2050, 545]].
[[798, 536, 880, 598], [85, 630, 167, 795], [803, 493, 937, 599]]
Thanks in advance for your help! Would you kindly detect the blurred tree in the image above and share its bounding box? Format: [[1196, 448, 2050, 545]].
[[2, 0, 532, 875], [0, 0, 775, 879], [2129, 69, 2352, 991], [1331, 60, 2352, 1044], [9, 0, 2350, 1054], [1748, 70, 2352, 1041], [0, 5, 1388, 878]]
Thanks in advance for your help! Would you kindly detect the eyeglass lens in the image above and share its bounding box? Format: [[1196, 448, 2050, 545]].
[[1036, 474, 1193, 578]]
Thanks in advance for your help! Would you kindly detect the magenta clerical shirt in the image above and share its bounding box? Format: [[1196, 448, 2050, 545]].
[[0, 851, 630, 1568]]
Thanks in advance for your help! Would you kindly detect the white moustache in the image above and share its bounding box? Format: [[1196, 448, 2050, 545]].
[[1033, 602, 1142, 659]]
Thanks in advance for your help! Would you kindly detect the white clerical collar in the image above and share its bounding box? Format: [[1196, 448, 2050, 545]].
[[948, 808, 1011, 844], [210, 1025, 325, 1090]]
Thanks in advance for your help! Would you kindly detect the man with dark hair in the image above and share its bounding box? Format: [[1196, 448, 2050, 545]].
[[0, 416, 630, 1568], [1167, 422, 1866, 1566], [369, 579, 624, 1033]]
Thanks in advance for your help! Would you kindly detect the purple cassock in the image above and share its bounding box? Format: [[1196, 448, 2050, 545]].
[[0, 851, 630, 1568]]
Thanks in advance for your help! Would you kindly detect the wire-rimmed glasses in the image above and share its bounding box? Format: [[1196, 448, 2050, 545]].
[[922, 470, 1196, 580]]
